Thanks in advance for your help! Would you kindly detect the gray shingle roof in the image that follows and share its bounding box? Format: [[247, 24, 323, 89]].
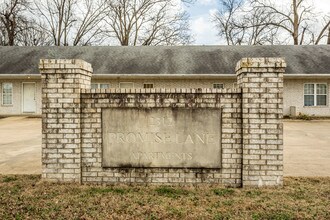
[[0, 45, 329, 75]]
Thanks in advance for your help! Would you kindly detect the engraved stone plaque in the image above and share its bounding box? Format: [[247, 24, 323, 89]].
[[102, 108, 221, 168]]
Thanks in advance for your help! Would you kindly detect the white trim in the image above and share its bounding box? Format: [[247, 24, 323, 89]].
[[94, 74, 237, 79], [284, 74, 330, 79], [119, 82, 134, 88], [91, 83, 110, 89], [21, 82, 36, 113], [1, 73, 330, 80], [87, 73, 330, 79], [0, 74, 40, 79], [1, 82, 13, 106], [303, 83, 328, 107]]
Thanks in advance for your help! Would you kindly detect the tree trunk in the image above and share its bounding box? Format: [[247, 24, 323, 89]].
[[292, 0, 299, 45], [327, 27, 330, 44], [3, 14, 15, 46]]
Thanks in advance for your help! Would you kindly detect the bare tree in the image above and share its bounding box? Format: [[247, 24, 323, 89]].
[[214, 0, 330, 45], [251, 0, 330, 45], [2, 0, 192, 46], [213, 0, 276, 45], [0, 0, 30, 45], [314, 16, 330, 45], [104, 0, 192, 46], [16, 20, 52, 46], [213, 0, 243, 45], [244, 7, 279, 45], [72, 0, 109, 45], [33, 0, 109, 46], [250, 0, 314, 45]]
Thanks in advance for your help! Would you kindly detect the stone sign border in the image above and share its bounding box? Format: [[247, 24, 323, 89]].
[[40, 57, 285, 187], [80, 89, 242, 186]]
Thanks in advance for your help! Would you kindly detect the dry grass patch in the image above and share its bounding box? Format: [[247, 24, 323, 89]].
[[0, 175, 329, 219]]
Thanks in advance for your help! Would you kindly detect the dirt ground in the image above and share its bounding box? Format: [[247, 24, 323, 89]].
[[0, 117, 329, 176]]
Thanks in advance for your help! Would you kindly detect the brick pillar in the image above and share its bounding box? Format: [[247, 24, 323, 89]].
[[236, 58, 285, 187], [39, 59, 92, 183]]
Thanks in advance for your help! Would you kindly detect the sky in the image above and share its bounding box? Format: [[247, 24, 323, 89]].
[[186, 0, 330, 45]]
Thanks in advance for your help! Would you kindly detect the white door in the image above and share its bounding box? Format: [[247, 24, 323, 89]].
[[23, 83, 36, 113]]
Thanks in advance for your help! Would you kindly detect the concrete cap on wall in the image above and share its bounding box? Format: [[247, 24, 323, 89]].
[[39, 59, 93, 73]]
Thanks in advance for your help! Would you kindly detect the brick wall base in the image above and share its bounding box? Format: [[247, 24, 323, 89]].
[[40, 58, 285, 187]]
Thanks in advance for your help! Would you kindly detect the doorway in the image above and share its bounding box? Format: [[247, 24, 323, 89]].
[[22, 82, 36, 113]]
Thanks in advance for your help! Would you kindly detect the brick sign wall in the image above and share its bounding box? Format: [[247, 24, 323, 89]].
[[39, 57, 285, 187]]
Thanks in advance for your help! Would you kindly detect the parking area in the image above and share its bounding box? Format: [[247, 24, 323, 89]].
[[0, 117, 41, 174], [284, 120, 330, 176], [0, 117, 329, 176]]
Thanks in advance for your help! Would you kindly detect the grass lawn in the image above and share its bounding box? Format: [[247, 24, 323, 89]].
[[0, 175, 329, 220]]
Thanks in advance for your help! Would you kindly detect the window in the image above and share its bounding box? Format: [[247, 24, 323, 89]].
[[119, 82, 134, 88], [304, 83, 327, 106], [91, 83, 110, 89], [213, 83, 224, 89], [143, 83, 154, 89], [2, 83, 13, 105]]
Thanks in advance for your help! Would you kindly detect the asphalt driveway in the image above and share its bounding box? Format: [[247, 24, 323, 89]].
[[0, 117, 329, 176]]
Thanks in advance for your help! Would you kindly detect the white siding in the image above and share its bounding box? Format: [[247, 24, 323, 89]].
[[0, 80, 41, 115], [1, 77, 330, 116], [284, 79, 330, 116]]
